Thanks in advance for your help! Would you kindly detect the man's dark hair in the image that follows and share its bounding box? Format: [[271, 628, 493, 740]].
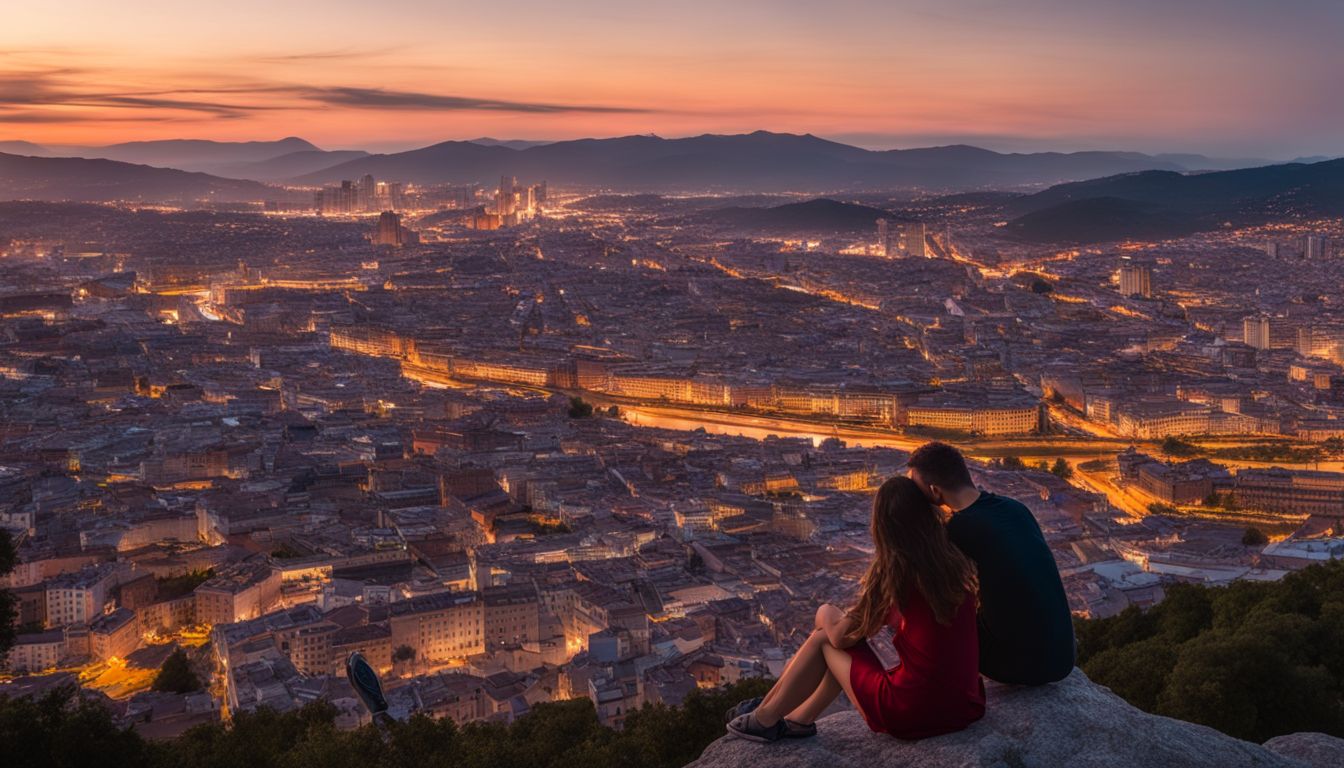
[[907, 441, 974, 490]]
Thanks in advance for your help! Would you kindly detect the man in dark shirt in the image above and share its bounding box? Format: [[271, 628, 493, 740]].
[[907, 441, 1075, 685]]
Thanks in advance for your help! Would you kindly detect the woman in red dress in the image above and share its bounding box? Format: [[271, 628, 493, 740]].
[[727, 476, 985, 742]]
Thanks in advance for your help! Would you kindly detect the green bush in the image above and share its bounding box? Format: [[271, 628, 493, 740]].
[[1076, 560, 1344, 742], [152, 648, 201, 694]]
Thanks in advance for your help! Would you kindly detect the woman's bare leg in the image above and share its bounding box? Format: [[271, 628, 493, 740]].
[[784, 669, 841, 724], [753, 629, 829, 727], [819, 641, 866, 722], [760, 629, 818, 709]]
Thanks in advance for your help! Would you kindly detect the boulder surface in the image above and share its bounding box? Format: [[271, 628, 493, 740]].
[[688, 669, 1344, 768]]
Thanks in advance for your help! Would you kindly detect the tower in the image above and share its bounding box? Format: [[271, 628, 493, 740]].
[[358, 175, 376, 212], [1118, 262, 1153, 298], [498, 176, 517, 217], [374, 211, 403, 247], [1305, 234, 1329, 260], [902, 222, 927, 258]]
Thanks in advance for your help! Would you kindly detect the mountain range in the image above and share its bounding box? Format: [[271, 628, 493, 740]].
[[0, 152, 279, 203], [1005, 158, 1344, 243], [0, 131, 1311, 194], [1, 133, 1341, 229], [292, 132, 1279, 191]]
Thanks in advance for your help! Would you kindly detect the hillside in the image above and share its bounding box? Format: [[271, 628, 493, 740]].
[[1006, 158, 1344, 243], [688, 198, 897, 233], [0, 153, 281, 203], [295, 131, 1230, 191], [211, 149, 371, 181], [58, 137, 320, 174]]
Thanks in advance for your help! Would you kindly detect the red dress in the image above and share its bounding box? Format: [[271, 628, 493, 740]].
[[845, 588, 985, 739]]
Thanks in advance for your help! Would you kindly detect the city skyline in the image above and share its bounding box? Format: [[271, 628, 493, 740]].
[[3, 0, 1343, 157], [5, 3, 1344, 761]]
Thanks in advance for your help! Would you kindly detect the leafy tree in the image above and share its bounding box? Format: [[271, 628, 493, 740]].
[[1242, 527, 1268, 547], [393, 644, 416, 662], [157, 569, 214, 600], [568, 396, 594, 419], [152, 648, 202, 694], [1160, 437, 1197, 458], [998, 455, 1026, 470], [606, 405, 620, 417], [1077, 559, 1344, 743], [1030, 278, 1054, 294], [1049, 458, 1073, 479], [0, 686, 148, 768]]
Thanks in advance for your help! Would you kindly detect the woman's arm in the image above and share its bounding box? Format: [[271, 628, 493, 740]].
[[815, 603, 859, 648]]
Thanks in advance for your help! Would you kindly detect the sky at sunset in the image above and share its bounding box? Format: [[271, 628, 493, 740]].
[[2, 0, 1341, 157]]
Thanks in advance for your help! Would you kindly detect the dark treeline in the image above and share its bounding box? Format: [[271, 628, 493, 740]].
[[0, 676, 771, 768]]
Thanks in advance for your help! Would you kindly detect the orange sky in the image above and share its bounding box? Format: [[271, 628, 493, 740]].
[[3, 1, 1341, 156]]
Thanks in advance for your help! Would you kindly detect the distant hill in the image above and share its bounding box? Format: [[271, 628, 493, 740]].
[[43, 137, 321, 174], [0, 152, 281, 203], [295, 131, 1234, 191], [1007, 197, 1193, 243], [296, 140, 517, 185], [0, 141, 53, 157], [211, 149, 371, 181], [1005, 158, 1344, 243], [469, 137, 553, 150], [688, 198, 898, 233], [574, 193, 794, 214]]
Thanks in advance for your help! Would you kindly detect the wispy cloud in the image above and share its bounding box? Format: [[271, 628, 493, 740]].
[[250, 48, 398, 64], [0, 68, 650, 123], [0, 109, 175, 124], [292, 86, 648, 114]]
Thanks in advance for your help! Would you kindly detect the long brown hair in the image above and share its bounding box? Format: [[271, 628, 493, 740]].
[[847, 476, 978, 641]]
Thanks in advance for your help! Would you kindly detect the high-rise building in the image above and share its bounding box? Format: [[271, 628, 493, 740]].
[[903, 222, 927, 258], [1118, 262, 1153, 298], [1265, 241, 1280, 258], [1243, 316, 1269, 349], [876, 219, 890, 257], [498, 176, 517, 217], [374, 211, 404, 247], [1305, 234, 1329, 260], [1243, 314, 1296, 350], [387, 182, 405, 212], [358, 174, 376, 212]]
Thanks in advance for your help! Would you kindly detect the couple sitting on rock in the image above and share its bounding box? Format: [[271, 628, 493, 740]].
[[727, 441, 1076, 743]]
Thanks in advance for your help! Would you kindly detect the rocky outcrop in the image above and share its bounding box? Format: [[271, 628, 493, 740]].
[[688, 669, 1344, 768], [1262, 733, 1344, 767]]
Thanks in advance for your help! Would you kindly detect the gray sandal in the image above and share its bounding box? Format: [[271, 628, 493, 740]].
[[727, 713, 790, 743]]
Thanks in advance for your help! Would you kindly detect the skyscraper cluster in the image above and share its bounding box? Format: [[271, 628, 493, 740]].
[[464, 177, 549, 230], [495, 176, 547, 226], [314, 175, 406, 215]]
